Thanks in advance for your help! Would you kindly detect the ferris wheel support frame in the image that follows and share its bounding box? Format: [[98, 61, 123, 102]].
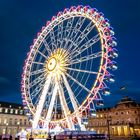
[[62, 74, 86, 131], [32, 76, 51, 129]]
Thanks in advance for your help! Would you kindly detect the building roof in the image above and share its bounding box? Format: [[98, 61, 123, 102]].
[[116, 96, 140, 107], [0, 101, 23, 109], [95, 96, 140, 113]]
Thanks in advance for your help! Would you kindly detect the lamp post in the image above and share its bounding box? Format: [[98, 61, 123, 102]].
[[106, 116, 111, 140], [17, 122, 20, 134], [5, 123, 8, 136]]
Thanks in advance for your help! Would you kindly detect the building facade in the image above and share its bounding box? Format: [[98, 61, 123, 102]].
[[88, 97, 140, 137], [0, 102, 31, 136], [0, 97, 140, 138]]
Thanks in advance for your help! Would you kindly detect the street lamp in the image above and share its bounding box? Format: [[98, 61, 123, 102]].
[[17, 122, 20, 134], [5, 123, 9, 135], [106, 116, 111, 140]]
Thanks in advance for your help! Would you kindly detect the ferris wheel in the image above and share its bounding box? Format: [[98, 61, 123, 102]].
[[21, 5, 118, 132]]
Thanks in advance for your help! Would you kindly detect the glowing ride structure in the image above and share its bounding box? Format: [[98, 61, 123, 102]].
[[21, 5, 118, 133]]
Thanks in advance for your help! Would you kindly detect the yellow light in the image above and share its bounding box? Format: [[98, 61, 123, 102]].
[[44, 48, 68, 80]]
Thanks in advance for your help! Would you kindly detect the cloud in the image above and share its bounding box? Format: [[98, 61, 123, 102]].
[[0, 90, 22, 104], [0, 76, 10, 84]]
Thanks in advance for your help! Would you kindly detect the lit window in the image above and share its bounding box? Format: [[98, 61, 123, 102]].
[[15, 119, 17, 125], [0, 108, 2, 112], [20, 110, 23, 115], [10, 109, 13, 114], [15, 110, 18, 114], [2, 129, 6, 134], [4, 119, 7, 124], [100, 114, 103, 118], [5, 109, 8, 113]]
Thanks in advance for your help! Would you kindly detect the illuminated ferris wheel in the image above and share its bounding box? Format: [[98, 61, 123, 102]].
[[21, 5, 118, 132]]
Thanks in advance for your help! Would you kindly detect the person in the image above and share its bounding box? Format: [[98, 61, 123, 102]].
[[53, 135, 56, 140], [10, 135, 12, 140]]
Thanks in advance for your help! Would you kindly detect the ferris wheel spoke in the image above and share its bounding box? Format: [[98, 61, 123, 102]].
[[37, 50, 47, 59], [62, 74, 85, 129], [31, 83, 44, 100], [30, 77, 45, 98], [63, 18, 75, 50], [62, 73, 79, 110], [57, 20, 64, 48], [67, 51, 102, 66], [66, 67, 100, 75], [57, 80, 74, 130], [29, 73, 45, 88], [67, 18, 92, 53], [43, 82, 58, 129], [65, 72, 92, 95], [49, 29, 57, 50], [74, 21, 96, 47], [42, 39, 52, 55], [30, 68, 45, 76], [32, 75, 52, 129], [69, 23, 96, 55], [69, 17, 86, 41], [70, 33, 100, 59], [64, 17, 74, 39], [32, 61, 44, 65]]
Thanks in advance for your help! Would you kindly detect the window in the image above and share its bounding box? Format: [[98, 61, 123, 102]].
[[2, 129, 6, 134], [20, 119, 22, 125], [0, 108, 2, 112], [135, 118, 138, 124], [15, 110, 18, 114], [24, 119, 27, 125], [5, 108, 8, 113], [20, 110, 23, 115], [9, 118, 12, 125], [4, 118, 7, 124], [15, 119, 17, 125], [10, 109, 13, 114]]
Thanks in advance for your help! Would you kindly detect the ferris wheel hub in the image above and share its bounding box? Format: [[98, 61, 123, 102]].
[[47, 57, 57, 71], [45, 48, 68, 79]]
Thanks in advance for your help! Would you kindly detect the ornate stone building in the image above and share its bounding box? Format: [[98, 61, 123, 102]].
[[0, 96, 140, 138], [0, 102, 31, 136], [87, 97, 140, 137]]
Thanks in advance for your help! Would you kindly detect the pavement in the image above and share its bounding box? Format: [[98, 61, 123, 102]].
[[110, 136, 140, 140]]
